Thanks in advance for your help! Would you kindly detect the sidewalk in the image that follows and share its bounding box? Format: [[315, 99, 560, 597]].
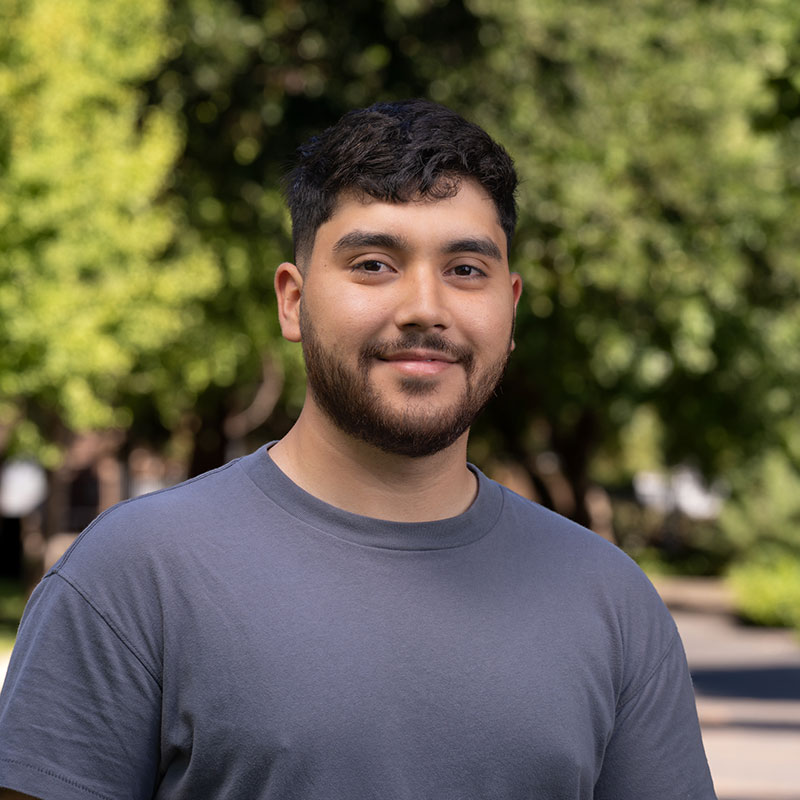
[[655, 577, 800, 800]]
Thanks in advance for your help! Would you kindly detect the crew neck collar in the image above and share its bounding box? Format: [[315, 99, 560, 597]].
[[239, 444, 505, 551]]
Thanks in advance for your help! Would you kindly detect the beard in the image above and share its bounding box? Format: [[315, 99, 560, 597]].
[[299, 305, 512, 458]]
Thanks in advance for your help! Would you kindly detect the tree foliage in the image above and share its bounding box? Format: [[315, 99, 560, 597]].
[[0, 0, 219, 464], [2, 0, 799, 547], [454, 0, 800, 524]]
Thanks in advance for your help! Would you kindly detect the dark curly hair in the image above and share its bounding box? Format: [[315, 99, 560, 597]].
[[285, 99, 518, 265]]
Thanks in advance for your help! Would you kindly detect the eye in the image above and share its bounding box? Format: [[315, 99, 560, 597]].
[[450, 264, 486, 278], [352, 259, 393, 274]]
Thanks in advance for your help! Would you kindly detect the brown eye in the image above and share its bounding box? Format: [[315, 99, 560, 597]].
[[452, 264, 485, 277], [353, 260, 391, 273]]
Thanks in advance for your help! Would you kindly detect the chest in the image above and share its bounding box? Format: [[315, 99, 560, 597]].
[[157, 547, 620, 798]]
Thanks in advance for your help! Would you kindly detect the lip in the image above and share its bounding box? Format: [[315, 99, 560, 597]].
[[379, 349, 458, 364], [377, 349, 458, 376]]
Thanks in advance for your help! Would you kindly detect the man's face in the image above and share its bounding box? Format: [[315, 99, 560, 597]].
[[288, 179, 522, 457]]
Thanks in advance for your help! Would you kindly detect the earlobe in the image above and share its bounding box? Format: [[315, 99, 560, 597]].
[[274, 262, 304, 343]]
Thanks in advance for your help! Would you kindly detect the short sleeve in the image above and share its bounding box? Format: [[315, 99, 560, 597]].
[[0, 572, 162, 800], [594, 631, 717, 799]]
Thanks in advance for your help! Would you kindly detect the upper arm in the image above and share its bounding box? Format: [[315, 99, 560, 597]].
[[594, 634, 716, 799], [0, 575, 162, 800]]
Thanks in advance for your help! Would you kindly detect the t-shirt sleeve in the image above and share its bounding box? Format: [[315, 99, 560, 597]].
[[594, 628, 717, 799], [0, 572, 162, 800]]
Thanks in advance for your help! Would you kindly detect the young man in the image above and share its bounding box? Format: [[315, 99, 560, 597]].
[[0, 100, 716, 799]]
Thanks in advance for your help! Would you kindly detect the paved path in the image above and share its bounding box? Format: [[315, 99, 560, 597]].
[[655, 577, 800, 800]]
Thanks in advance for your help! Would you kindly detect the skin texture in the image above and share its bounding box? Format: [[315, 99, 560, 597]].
[[270, 179, 522, 521]]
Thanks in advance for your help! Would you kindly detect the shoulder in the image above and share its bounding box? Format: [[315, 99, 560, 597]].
[[44, 451, 276, 620], [58, 453, 258, 567], [82, 454, 251, 529], [489, 477, 676, 634], [28, 453, 270, 676], [490, 479, 682, 695], [492, 479, 643, 575]]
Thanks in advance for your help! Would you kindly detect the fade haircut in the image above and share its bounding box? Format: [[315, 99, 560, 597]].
[[285, 99, 518, 265]]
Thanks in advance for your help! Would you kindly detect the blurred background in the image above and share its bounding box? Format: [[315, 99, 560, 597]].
[[1, 0, 800, 672]]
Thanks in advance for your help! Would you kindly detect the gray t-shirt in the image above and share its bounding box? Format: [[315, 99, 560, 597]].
[[0, 446, 715, 799]]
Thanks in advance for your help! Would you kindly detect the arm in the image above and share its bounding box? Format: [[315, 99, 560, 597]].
[[595, 632, 716, 799], [0, 574, 162, 800], [0, 791, 40, 799]]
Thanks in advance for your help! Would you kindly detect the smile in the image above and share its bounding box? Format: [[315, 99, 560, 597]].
[[377, 350, 458, 376], [379, 349, 458, 363]]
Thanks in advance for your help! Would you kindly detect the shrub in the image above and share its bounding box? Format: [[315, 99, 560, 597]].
[[728, 554, 800, 631]]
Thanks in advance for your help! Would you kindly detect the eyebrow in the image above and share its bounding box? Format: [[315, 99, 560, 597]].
[[333, 230, 503, 261], [333, 231, 410, 253], [442, 237, 503, 261]]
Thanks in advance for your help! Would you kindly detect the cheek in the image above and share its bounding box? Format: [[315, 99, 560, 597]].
[[305, 289, 391, 342], [462, 305, 514, 349]]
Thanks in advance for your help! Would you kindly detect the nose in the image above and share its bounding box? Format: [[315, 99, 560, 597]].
[[392, 266, 453, 331]]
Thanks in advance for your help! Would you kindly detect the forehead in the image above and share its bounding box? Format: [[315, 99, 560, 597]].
[[308, 180, 507, 263]]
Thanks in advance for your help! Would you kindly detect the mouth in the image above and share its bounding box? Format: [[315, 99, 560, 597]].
[[379, 349, 458, 364], [376, 349, 459, 376]]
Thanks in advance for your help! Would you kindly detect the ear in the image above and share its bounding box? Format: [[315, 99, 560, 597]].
[[274, 262, 304, 343], [509, 272, 523, 352], [510, 272, 523, 309]]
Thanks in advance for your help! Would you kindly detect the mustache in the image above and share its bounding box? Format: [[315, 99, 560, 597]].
[[360, 332, 474, 366]]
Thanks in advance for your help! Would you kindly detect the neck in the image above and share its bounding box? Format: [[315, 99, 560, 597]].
[[268, 404, 477, 522]]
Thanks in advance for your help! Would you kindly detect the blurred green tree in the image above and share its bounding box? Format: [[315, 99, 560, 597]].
[[3, 0, 799, 551], [146, 0, 800, 535], [0, 0, 219, 465], [450, 0, 800, 528]]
